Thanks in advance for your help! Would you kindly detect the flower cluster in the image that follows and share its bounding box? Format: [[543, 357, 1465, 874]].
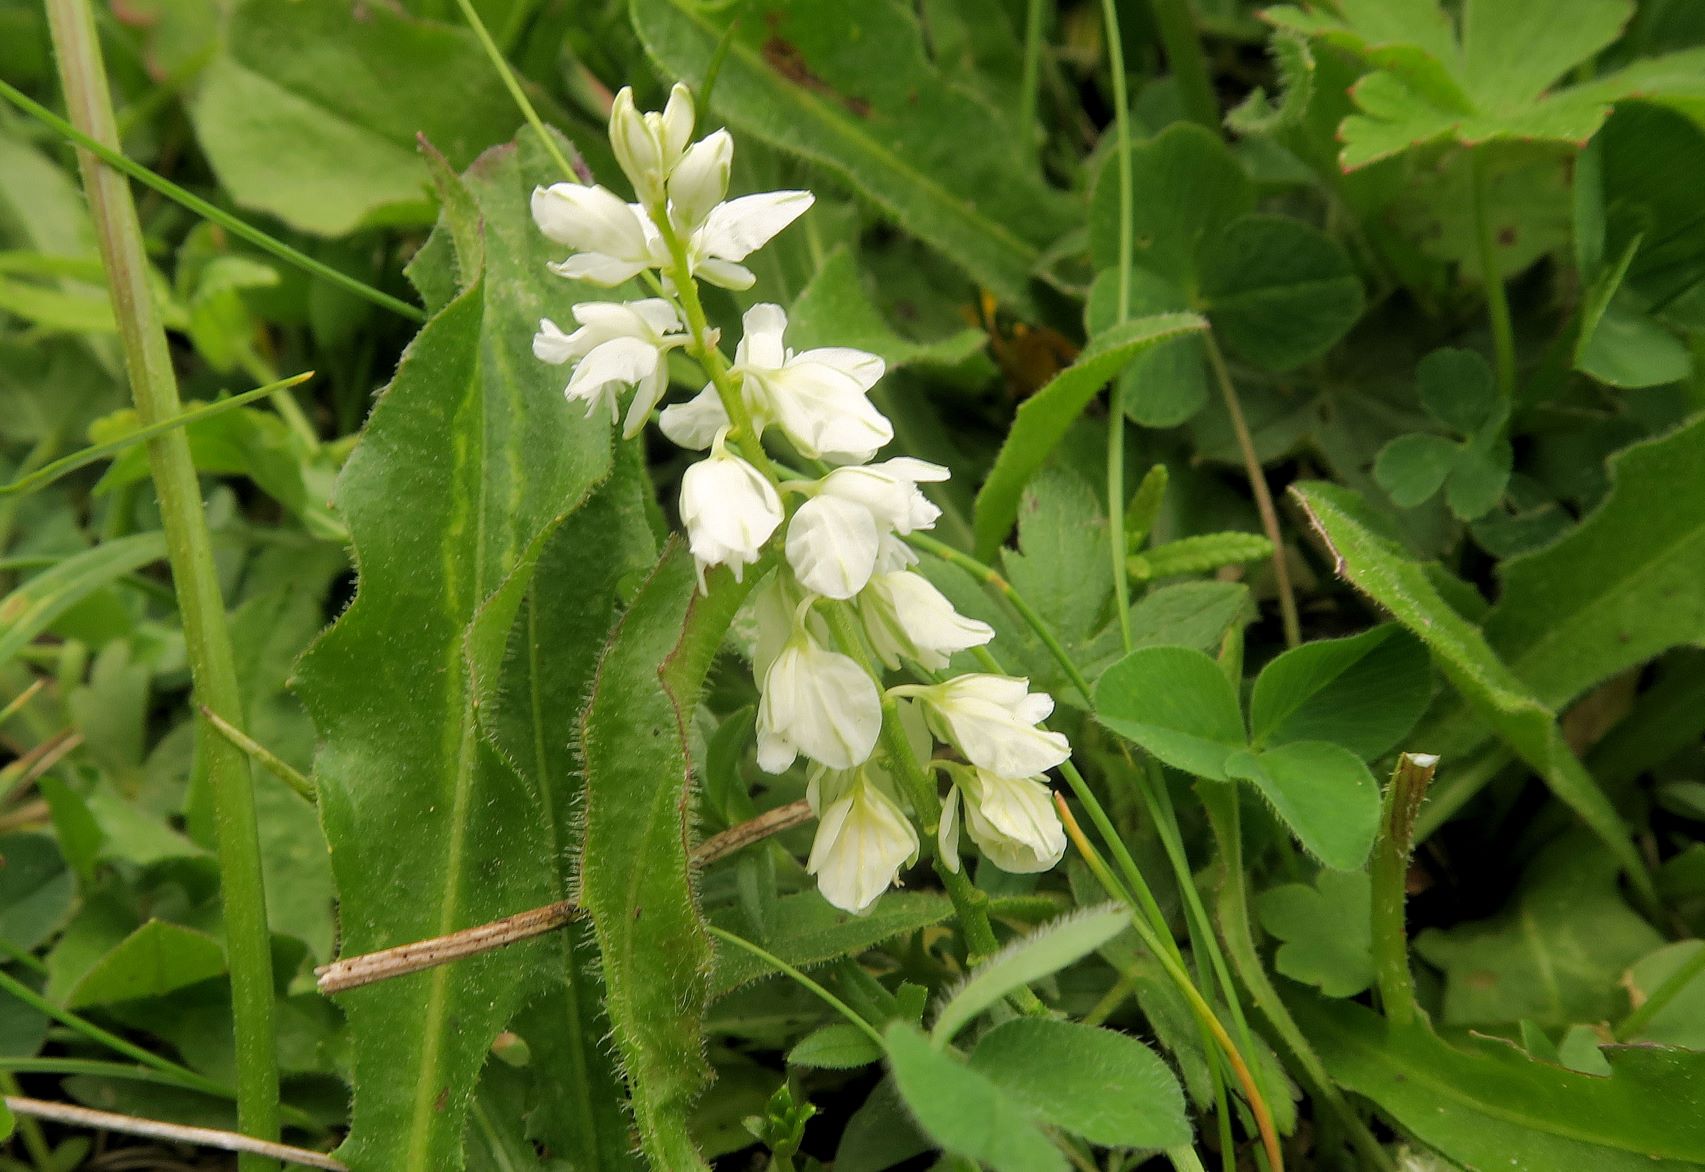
[[532, 85, 1069, 913]]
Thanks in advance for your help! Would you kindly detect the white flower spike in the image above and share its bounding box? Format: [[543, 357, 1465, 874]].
[[609, 83, 694, 207], [899, 674, 1070, 780], [756, 620, 882, 773], [530, 183, 654, 287], [533, 299, 687, 437], [679, 432, 783, 588], [808, 767, 919, 913], [857, 570, 993, 670]]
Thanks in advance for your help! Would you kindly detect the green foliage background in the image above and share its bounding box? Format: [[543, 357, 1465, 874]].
[[2, 0, 1705, 1169]]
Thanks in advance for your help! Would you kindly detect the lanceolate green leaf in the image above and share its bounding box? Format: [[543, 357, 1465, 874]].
[[577, 543, 755, 1170], [479, 454, 657, 1171], [972, 312, 1207, 558], [0, 531, 164, 667], [294, 137, 613, 1171], [1294, 995, 1705, 1169], [1291, 481, 1654, 900], [630, 0, 1077, 305]]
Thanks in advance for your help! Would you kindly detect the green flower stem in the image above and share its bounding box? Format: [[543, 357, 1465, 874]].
[[1372, 752, 1435, 1028], [1055, 794, 1285, 1172], [1199, 783, 1395, 1172], [1147, 0, 1220, 130], [1101, 0, 1136, 656], [1469, 148, 1517, 399], [1203, 332, 1301, 648], [0, 77, 423, 325], [451, 0, 580, 183], [908, 532, 1094, 704], [706, 926, 885, 1047], [46, 4, 279, 1165], [1018, 0, 1049, 151]]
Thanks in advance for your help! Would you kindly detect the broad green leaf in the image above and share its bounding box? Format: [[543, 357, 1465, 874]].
[[1250, 625, 1431, 759], [294, 137, 614, 1171], [711, 891, 955, 996], [0, 833, 73, 953], [1577, 295, 1692, 388], [1594, 105, 1705, 307], [969, 1018, 1191, 1149], [1269, 0, 1705, 169], [972, 312, 1207, 558], [1257, 870, 1375, 997], [632, 0, 1076, 304], [787, 245, 987, 370], [1196, 214, 1364, 372], [1226, 742, 1381, 870], [190, 0, 528, 235], [1292, 480, 1651, 893], [1089, 123, 1253, 287], [1001, 466, 1112, 646], [932, 904, 1128, 1043], [1625, 941, 1705, 1048], [1415, 833, 1662, 1027], [578, 543, 754, 1170], [1295, 994, 1705, 1169], [1374, 433, 1457, 507], [884, 1023, 1065, 1172], [789, 1023, 885, 1070], [1093, 645, 1246, 780], [481, 458, 656, 1172], [0, 532, 164, 667], [63, 920, 225, 1009], [1418, 347, 1500, 435]]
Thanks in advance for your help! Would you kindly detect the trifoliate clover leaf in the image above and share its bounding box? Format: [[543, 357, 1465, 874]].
[[1374, 348, 1510, 521]]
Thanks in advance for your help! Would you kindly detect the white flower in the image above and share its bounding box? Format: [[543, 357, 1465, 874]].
[[533, 299, 686, 437], [609, 83, 694, 207], [857, 571, 993, 670], [673, 194, 815, 290], [939, 769, 1066, 875], [808, 766, 919, 913], [680, 433, 783, 588], [785, 494, 881, 599], [756, 624, 881, 773], [662, 305, 892, 459], [898, 674, 1069, 779], [816, 458, 946, 533], [531, 183, 655, 287], [669, 129, 732, 232]]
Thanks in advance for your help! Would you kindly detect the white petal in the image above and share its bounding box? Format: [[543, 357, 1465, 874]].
[[962, 773, 1066, 874], [669, 129, 732, 231], [608, 88, 660, 201], [786, 495, 881, 600], [759, 363, 894, 461], [660, 82, 696, 160], [531, 184, 649, 259], [807, 780, 918, 913], [758, 638, 881, 771], [533, 318, 581, 365], [548, 253, 650, 287], [680, 449, 783, 584], [922, 675, 1070, 779], [793, 346, 885, 392], [699, 191, 814, 261], [695, 258, 756, 290], [858, 571, 993, 670], [657, 385, 730, 450], [739, 304, 790, 370], [564, 336, 661, 408], [938, 786, 962, 874], [621, 364, 671, 439]]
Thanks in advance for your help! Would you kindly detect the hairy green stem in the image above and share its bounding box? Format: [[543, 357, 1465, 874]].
[[1372, 753, 1436, 1028], [1469, 148, 1516, 399], [0, 77, 422, 323], [46, 4, 279, 1164], [1204, 333, 1300, 647], [1147, 0, 1219, 129]]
